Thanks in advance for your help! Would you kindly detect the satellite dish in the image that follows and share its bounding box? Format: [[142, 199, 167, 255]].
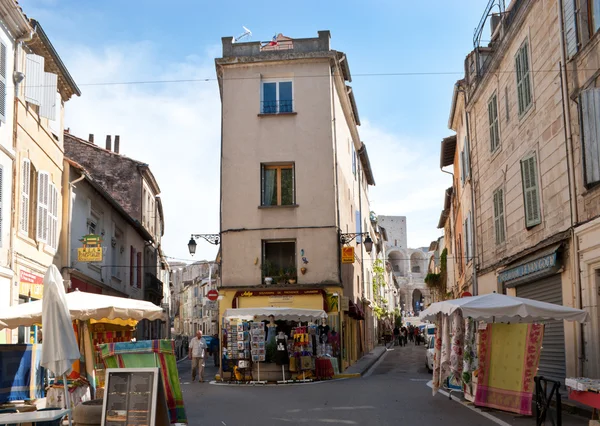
[[233, 26, 252, 43]]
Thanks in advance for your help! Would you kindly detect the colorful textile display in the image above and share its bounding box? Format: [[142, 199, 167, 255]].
[[99, 340, 186, 424], [0, 344, 44, 402], [432, 313, 443, 394], [450, 310, 465, 383], [474, 323, 543, 415], [462, 318, 477, 396], [315, 358, 334, 379]]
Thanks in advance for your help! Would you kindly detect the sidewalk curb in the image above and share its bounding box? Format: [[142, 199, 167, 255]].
[[334, 344, 391, 379]]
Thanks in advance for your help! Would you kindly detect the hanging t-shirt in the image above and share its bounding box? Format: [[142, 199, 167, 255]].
[[274, 336, 289, 365]]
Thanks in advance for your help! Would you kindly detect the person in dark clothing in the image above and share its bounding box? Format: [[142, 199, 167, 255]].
[[414, 327, 421, 346], [393, 326, 400, 346], [408, 325, 414, 342], [209, 334, 220, 367]]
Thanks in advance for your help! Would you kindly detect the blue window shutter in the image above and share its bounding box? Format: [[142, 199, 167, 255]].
[[563, 0, 578, 57], [355, 210, 362, 243], [580, 89, 600, 186]]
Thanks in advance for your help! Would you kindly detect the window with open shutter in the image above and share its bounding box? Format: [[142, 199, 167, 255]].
[[563, 0, 578, 58], [130, 246, 135, 286], [580, 88, 600, 186], [0, 41, 7, 123], [460, 149, 465, 185], [488, 93, 500, 152], [36, 171, 49, 242], [355, 210, 362, 243], [25, 54, 45, 106], [40, 72, 58, 120], [521, 155, 541, 227], [493, 188, 506, 245], [47, 184, 58, 249], [137, 252, 142, 288], [464, 137, 471, 179], [0, 165, 3, 247], [20, 159, 30, 234], [515, 41, 533, 116]]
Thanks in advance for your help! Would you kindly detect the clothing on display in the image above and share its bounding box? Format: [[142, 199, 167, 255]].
[[275, 335, 289, 366]]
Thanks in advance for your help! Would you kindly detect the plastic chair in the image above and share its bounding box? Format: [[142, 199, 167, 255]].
[[35, 407, 65, 426], [0, 408, 18, 426]]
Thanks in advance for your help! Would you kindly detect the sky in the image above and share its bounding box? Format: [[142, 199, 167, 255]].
[[21, 0, 487, 263]]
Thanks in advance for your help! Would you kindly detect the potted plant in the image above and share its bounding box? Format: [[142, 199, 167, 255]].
[[262, 261, 275, 285], [285, 266, 297, 284], [277, 268, 286, 284]]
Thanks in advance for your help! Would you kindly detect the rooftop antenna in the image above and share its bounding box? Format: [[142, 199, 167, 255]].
[[233, 26, 252, 43]]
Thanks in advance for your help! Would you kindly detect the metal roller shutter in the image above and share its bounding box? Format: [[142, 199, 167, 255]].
[[515, 275, 565, 384]]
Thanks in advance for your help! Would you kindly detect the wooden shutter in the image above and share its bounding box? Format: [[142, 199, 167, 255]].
[[0, 42, 7, 123], [563, 0, 578, 58], [580, 89, 600, 185], [25, 54, 45, 106], [355, 210, 362, 243], [468, 211, 473, 261], [0, 165, 3, 246], [20, 159, 30, 233], [464, 137, 470, 179], [493, 189, 505, 244], [460, 150, 465, 185], [36, 171, 49, 242], [40, 72, 58, 119], [130, 246, 135, 286], [521, 155, 541, 227], [463, 217, 469, 262], [137, 252, 142, 288]]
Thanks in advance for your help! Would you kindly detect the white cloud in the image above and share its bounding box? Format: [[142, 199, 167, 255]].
[[63, 43, 450, 262], [63, 42, 221, 263], [360, 120, 451, 248]]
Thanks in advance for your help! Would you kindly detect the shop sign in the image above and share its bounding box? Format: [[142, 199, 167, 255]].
[[268, 295, 293, 303], [77, 234, 103, 262], [19, 270, 44, 299], [238, 289, 322, 297], [341, 246, 354, 264], [341, 296, 350, 311], [326, 293, 339, 312], [497, 252, 557, 284], [204, 300, 218, 311]]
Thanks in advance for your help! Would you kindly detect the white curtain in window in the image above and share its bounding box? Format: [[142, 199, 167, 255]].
[[264, 169, 276, 206]]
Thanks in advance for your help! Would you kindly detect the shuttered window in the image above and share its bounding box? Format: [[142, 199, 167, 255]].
[[515, 41, 533, 116], [25, 54, 45, 106], [463, 212, 473, 264], [137, 252, 142, 288], [460, 149, 465, 185], [493, 188, 506, 244], [47, 183, 58, 249], [488, 93, 500, 152], [40, 72, 58, 120], [36, 172, 49, 242], [520, 155, 542, 228], [580, 88, 600, 186], [563, 0, 578, 57], [355, 210, 362, 243], [0, 165, 3, 247], [0, 41, 7, 123], [464, 137, 471, 180], [20, 159, 31, 234], [130, 246, 135, 286]]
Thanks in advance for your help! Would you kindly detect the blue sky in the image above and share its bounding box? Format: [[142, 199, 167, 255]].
[[21, 0, 488, 262]]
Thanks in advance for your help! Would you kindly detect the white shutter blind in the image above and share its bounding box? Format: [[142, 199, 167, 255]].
[[40, 72, 58, 119], [36, 171, 49, 242], [355, 210, 362, 243], [0, 42, 7, 123], [521, 156, 541, 227], [25, 54, 45, 106], [20, 159, 30, 233], [563, 0, 578, 58], [580, 89, 600, 185], [47, 183, 58, 249]]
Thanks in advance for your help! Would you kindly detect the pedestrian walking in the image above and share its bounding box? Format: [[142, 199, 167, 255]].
[[189, 330, 207, 382], [209, 333, 220, 367], [393, 326, 400, 346], [408, 325, 414, 342], [400, 325, 407, 347], [414, 327, 421, 346]]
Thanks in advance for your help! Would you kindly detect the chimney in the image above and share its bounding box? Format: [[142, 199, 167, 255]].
[[105, 135, 112, 151], [114, 135, 120, 154], [88, 134, 94, 144]]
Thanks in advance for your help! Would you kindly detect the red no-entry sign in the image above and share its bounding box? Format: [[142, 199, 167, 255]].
[[207, 289, 219, 301]]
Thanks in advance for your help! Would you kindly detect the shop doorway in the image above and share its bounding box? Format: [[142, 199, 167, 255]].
[[412, 289, 423, 314]]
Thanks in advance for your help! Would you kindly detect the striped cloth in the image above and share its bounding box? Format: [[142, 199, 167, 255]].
[[0, 344, 45, 403], [98, 340, 186, 424]]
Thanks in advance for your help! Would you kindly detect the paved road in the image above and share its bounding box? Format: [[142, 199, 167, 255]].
[[176, 342, 500, 426]]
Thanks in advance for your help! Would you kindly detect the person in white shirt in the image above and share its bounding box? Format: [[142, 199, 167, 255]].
[[189, 330, 208, 382]]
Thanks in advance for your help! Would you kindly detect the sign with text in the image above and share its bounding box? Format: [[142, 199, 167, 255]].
[[204, 300, 218, 311], [341, 246, 354, 264], [268, 295, 293, 303], [77, 247, 103, 262], [206, 289, 219, 301], [19, 270, 44, 299]]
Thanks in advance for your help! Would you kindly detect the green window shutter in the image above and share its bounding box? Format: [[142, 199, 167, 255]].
[[515, 53, 524, 114], [493, 189, 505, 244], [521, 44, 532, 109], [521, 156, 541, 227]]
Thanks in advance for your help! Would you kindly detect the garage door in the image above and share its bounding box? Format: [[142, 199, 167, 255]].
[[516, 274, 565, 384]]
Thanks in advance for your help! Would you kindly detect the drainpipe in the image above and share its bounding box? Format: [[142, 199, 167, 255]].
[[465, 108, 478, 296], [557, 0, 584, 376]]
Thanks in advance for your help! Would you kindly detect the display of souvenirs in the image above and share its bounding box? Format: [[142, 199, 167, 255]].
[[566, 377, 600, 392], [223, 319, 252, 360], [250, 321, 266, 362]]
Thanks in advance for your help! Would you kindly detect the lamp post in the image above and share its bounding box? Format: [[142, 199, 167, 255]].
[[188, 234, 220, 256], [339, 233, 373, 254]]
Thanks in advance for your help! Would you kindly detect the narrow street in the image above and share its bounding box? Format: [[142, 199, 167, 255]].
[[176, 343, 498, 426]]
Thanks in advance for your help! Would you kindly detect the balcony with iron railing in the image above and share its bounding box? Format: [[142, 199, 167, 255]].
[[145, 273, 163, 297], [260, 100, 294, 115]]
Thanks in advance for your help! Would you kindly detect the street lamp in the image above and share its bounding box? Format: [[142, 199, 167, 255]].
[[188, 234, 220, 256], [340, 232, 373, 254]]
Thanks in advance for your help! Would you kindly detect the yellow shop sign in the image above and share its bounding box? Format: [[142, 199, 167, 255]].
[[77, 247, 103, 262]]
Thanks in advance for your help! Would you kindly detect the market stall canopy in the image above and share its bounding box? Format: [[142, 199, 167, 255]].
[[0, 289, 166, 330], [419, 292, 589, 323], [223, 307, 327, 321]]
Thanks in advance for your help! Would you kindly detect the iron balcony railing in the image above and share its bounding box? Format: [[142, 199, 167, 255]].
[[261, 99, 294, 114]]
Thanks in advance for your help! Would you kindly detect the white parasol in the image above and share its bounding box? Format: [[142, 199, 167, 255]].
[[41, 265, 80, 426]]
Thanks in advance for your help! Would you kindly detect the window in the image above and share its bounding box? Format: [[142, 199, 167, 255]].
[[137, 251, 142, 288], [48, 184, 58, 250], [515, 41, 533, 116], [261, 81, 293, 114], [580, 88, 600, 186], [590, 0, 600, 34], [112, 227, 123, 279], [520, 154, 541, 228], [493, 188, 506, 245], [488, 93, 500, 152], [0, 166, 3, 246], [0, 42, 7, 123], [460, 149, 465, 185], [261, 164, 294, 206], [352, 145, 357, 178], [87, 209, 99, 235], [464, 137, 471, 180], [263, 240, 295, 276], [24, 54, 58, 119], [505, 86, 510, 122], [464, 212, 473, 263], [19, 159, 31, 235], [36, 172, 49, 242], [130, 246, 135, 286]]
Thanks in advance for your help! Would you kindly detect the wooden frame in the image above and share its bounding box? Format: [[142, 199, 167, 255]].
[[261, 164, 294, 206]]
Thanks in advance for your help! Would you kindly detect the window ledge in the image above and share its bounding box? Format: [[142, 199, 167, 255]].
[[258, 204, 299, 209], [257, 112, 297, 117]]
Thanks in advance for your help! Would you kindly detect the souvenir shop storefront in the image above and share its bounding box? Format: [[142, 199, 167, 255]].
[[218, 287, 347, 381]]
